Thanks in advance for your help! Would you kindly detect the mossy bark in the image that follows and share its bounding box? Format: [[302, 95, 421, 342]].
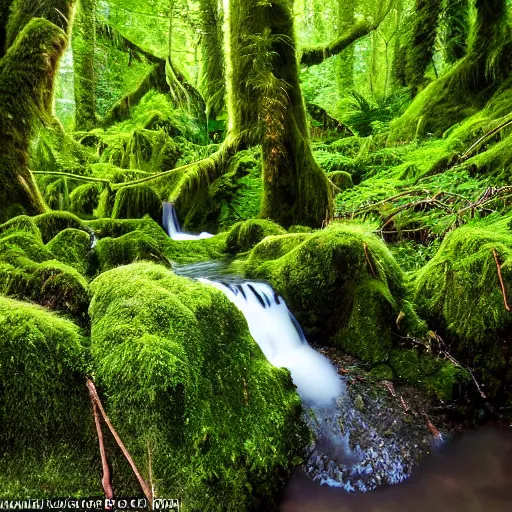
[[405, 0, 442, 94], [0, 0, 11, 58], [442, 0, 470, 63], [72, 0, 97, 130], [224, 0, 332, 228]]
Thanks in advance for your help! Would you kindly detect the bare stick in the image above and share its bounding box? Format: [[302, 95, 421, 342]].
[[363, 242, 377, 278], [493, 249, 511, 312], [86, 380, 153, 504], [88, 390, 114, 500]]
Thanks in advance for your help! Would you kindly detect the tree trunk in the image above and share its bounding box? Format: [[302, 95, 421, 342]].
[[442, 0, 470, 63], [224, 0, 332, 228], [337, 0, 356, 94], [73, 0, 97, 131], [0, 0, 75, 221], [0, 0, 12, 58]]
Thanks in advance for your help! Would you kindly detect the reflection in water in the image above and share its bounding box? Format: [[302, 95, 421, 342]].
[[280, 427, 512, 512]]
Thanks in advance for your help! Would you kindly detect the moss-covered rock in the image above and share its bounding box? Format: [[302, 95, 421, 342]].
[[34, 211, 89, 243], [87, 216, 228, 264], [226, 218, 286, 254], [89, 262, 308, 511], [246, 223, 463, 398], [0, 296, 100, 497], [414, 217, 512, 402], [111, 184, 162, 222], [95, 231, 171, 272], [46, 228, 92, 276]]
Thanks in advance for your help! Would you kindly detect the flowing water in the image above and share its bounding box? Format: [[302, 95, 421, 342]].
[[168, 218, 512, 504], [162, 202, 214, 240]]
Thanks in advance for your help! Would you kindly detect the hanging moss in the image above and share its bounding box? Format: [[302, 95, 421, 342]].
[[111, 184, 163, 222], [88, 262, 308, 511], [246, 223, 464, 398], [46, 228, 92, 276], [69, 182, 103, 217], [414, 217, 512, 402], [42, 177, 70, 210], [34, 211, 89, 243], [226, 219, 286, 254], [441, 0, 470, 63]]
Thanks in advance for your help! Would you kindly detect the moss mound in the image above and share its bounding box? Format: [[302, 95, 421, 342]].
[[226, 219, 286, 254], [0, 297, 101, 497], [414, 217, 512, 402], [34, 211, 89, 243], [95, 231, 171, 272], [246, 223, 463, 397], [111, 184, 162, 222], [46, 228, 92, 276], [89, 262, 308, 511]]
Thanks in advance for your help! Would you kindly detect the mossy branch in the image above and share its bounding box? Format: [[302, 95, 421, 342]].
[[300, 6, 393, 67], [460, 116, 512, 161], [492, 248, 511, 312], [32, 171, 111, 184]]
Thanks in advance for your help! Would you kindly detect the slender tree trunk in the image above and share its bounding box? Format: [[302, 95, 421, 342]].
[[224, 0, 332, 228], [337, 0, 355, 95], [442, 0, 470, 63], [73, 0, 97, 131]]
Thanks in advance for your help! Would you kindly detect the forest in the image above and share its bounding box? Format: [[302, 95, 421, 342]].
[[0, 0, 511, 509]]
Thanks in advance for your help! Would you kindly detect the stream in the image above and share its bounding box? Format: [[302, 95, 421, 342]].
[[167, 208, 512, 510]]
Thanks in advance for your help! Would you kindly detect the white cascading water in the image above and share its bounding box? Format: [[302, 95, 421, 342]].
[[162, 202, 214, 241], [199, 280, 344, 406]]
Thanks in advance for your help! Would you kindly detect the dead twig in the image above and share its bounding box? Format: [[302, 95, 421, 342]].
[[87, 380, 153, 505], [492, 248, 511, 312], [363, 242, 377, 278]]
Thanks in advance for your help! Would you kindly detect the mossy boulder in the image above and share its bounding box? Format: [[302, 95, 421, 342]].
[[414, 218, 512, 403], [226, 219, 286, 254], [95, 231, 171, 272], [111, 184, 162, 222], [89, 262, 308, 511], [46, 228, 92, 276], [0, 297, 100, 497], [87, 217, 228, 265], [34, 211, 89, 243], [246, 223, 463, 398]]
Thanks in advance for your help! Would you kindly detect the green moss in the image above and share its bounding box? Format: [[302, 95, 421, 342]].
[[95, 231, 171, 272], [111, 184, 162, 222], [69, 182, 103, 217], [0, 232, 53, 263], [0, 215, 41, 239], [34, 211, 89, 243], [327, 171, 354, 191], [226, 219, 286, 254], [414, 217, 512, 401], [0, 296, 100, 497], [88, 262, 308, 511], [246, 223, 461, 397], [46, 228, 92, 276]]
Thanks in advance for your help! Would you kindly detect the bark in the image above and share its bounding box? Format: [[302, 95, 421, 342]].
[[73, 0, 97, 131], [225, 0, 332, 228]]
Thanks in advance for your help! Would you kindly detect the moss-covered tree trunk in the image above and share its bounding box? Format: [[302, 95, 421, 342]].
[[199, 0, 225, 121], [73, 0, 97, 131], [0, 0, 75, 221], [224, 0, 332, 228], [405, 0, 442, 94], [0, 0, 12, 58], [337, 0, 355, 94]]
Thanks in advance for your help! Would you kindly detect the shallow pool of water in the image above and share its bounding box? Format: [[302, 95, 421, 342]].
[[279, 426, 512, 512]]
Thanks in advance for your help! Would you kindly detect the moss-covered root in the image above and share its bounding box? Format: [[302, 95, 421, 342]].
[[0, 18, 69, 222], [89, 262, 308, 511], [111, 184, 162, 222], [226, 218, 286, 254], [0, 297, 100, 496], [246, 223, 463, 398], [414, 218, 512, 403]]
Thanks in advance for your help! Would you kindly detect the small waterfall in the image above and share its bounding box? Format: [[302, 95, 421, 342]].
[[200, 280, 344, 405], [162, 202, 214, 241], [199, 276, 419, 492]]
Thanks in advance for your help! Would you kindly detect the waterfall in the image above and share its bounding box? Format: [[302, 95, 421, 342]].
[[199, 280, 344, 406], [162, 202, 214, 241]]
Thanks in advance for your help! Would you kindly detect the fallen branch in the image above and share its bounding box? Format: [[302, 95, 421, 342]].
[[31, 171, 110, 184], [363, 242, 377, 278], [86, 380, 153, 505], [460, 116, 512, 161], [88, 387, 114, 500], [492, 248, 511, 312]]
